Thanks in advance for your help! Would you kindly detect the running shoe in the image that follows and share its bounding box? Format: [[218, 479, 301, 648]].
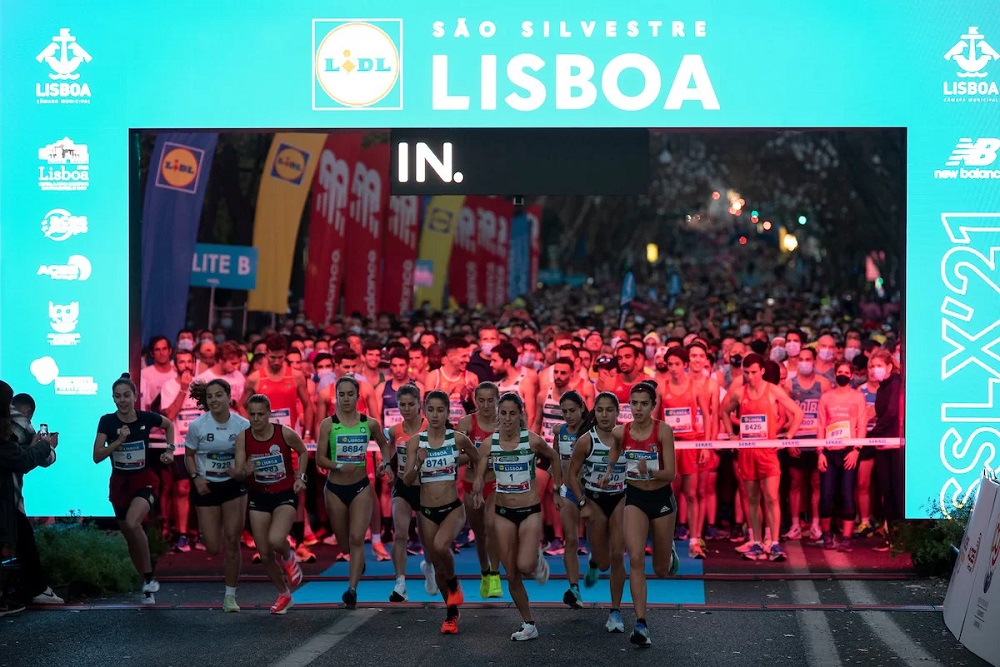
[[872, 539, 891, 553], [735, 539, 756, 554], [704, 525, 723, 541], [372, 542, 391, 562], [534, 548, 550, 585], [174, 535, 191, 553], [406, 540, 424, 556], [822, 532, 837, 550], [141, 593, 156, 605], [854, 522, 874, 538], [31, 587, 64, 604], [782, 525, 802, 541], [742, 543, 767, 561], [480, 574, 490, 599], [193, 536, 207, 552], [563, 586, 583, 609], [511, 622, 539, 641], [674, 524, 689, 541], [242, 531, 256, 549], [421, 560, 439, 595], [303, 534, 319, 547], [335, 551, 350, 563], [0, 600, 25, 617], [446, 583, 464, 608], [142, 579, 160, 594], [282, 551, 303, 587], [223, 594, 240, 613], [688, 540, 706, 560], [342, 588, 357, 609], [768, 543, 787, 562], [441, 614, 460, 634], [323, 534, 340, 546], [729, 526, 748, 543], [630, 623, 652, 648], [669, 544, 680, 576], [808, 524, 823, 541], [487, 574, 503, 598], [544, 538, 565, 556], [837, 537, 853, 553], [577, 542, 589, 556], [252, 552, 263, 564], [295, 544, 317, 563], [584, 563, 600, 588], [645, 544, 653, 556], [270, 593, 293, 615], [605, 610, 625, 633], [390, 581, 408, 602]]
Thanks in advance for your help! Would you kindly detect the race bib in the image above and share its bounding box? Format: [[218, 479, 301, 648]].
[[663, 407, 693, 434], [825, 421, 851, 440], [420, 446, 457, 481], [624, 449, 659, 481], [251, 453, 286, 484], [494, 460, 532, 493], [176, 408, 201, 443], [271, 408, 292, 429], [541, 418, 559, 446], [797, 412, 818, 437], [617, 404, 634, 424], [588, 462, 626, 493], [204, 451, 235, 482], [112, 441, 146, 471], [740, 414, 768, 440], [383, 407, 403, 430], [449, 398, 465, 423], [334, 434, 367, 466]]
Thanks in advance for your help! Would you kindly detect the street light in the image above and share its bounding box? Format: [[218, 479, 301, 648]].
[[782, 233, 799, 252], [646, 243, 659, 263]]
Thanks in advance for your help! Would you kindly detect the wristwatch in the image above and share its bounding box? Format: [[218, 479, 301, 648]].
[[299, 474, 308, 482], [577, 498, 586, 509], [189, 472, 198, 480]]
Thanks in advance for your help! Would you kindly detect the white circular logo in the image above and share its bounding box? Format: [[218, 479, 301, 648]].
[[315, 22, 399, 107]]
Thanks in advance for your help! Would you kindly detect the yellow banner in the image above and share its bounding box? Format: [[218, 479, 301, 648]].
[[414, 195, 465, 311], [247, 132, 327, 313]]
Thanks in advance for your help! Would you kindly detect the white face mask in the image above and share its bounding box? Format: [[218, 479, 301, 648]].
[[770, 347, 787, 362], [480, 342, 496, 357], [645, 345, 656, 359], [817, 348, 835, 362], [785, 341, 801, 357], [797, 361, 814, 376], [177, 339, 195, 352], [239, 362, 250, 375], [316, 368, 333, 380], [844, 347, 861, 362], [871, 367, 888, 382]]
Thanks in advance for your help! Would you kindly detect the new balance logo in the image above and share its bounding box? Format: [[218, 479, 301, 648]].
[[935, 138, 1000, 180]]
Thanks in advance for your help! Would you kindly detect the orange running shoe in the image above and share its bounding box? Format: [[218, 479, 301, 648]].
[[441, 614, 460, 634], [446, 583, 464, 607], [281, 552, 303, 587], [270, 593, 293, 615]]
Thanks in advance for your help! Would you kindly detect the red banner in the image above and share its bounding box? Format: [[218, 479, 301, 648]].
[[449, 199, 480, 307], [381, 195, 421, 315], [474, 197, 514, 308], [527, 204, 541, 294], [303, 132, 362, 326], [343, 140, 389, 320]]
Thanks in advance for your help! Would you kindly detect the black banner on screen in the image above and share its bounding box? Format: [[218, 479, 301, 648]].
[[390, 128, 649, 195]]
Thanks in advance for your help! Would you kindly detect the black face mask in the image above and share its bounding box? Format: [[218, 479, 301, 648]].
[[730, 354, 742, 368], [749, 340, 768, 355], [835, 375, 851, 387]]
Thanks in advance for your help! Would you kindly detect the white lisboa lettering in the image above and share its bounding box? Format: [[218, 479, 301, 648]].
[[365, 249, 379, 318], [36, 82, 91, 98], [39, 166, 88, 181], [400, 259, 414, 313], [324, 249, 342, 325], [432, 53, 719, 111], [351, 163, 382, 239]]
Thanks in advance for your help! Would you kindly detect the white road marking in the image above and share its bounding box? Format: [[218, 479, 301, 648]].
[[785, 540, 844, 666], [269, 608, 379, 667]]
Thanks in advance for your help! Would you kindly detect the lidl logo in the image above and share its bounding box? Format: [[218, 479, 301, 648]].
[[313, 19, 402, 111], [155, 143, 205, 193], [271, 143, 310, 185]]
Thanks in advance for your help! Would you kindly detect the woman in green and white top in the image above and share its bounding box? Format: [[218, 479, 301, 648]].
[[403, 389, 485, 635], [491, 392, 562, 641]]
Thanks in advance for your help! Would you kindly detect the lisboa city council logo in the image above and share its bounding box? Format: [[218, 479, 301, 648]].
[[313, 19, 402, 110]]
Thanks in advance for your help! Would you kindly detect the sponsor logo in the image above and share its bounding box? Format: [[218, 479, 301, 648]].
[[48, 301, 80, 346], [38, 137, 89, 191], [36, 28, 92, 104], [38, 255, 92, 281], [155, 143, 205, 193], [934, 138, 1000, 180], [42, 208, 88, 241], [943, 27, 999, 103], [30, 356, 97, 396], [270, 143, 310, 185], [313, 19, 403, 110]]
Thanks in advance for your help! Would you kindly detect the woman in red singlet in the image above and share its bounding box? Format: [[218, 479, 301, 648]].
[[602, 381, 678, 648], [234, 394, 309, 615]]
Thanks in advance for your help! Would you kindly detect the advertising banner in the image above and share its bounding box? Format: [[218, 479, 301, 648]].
[[381, 195, 421, 315], [449, 199, 480, 307], [189, 243, 258, 290], [140, 132, 217, 344], [343, 140, 390, 319], [475, 196, 513, 308], [527, 204, 542, 293], [508, 211, 530, 301], [303, 132, 363, 325], [414, 195, 466, 310], [247, 132, 327, 314]]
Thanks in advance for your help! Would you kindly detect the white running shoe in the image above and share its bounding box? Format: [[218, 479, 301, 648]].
[[141, 579, 160, 594], [534, 548, 550, 585], [141, 593, 155, 605], [605, 610, 625, 633], [808, 524, 823, 541], [421, 560, 438, 595], [511, 622, 539, 641], [31, 587, 64, 604]]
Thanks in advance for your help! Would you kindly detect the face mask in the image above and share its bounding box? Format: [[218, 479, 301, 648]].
[[214, 334, 225, 343], [770, 347, 787, 362], [316, 368, 333, 380], [350, 326, 363, 335], [785, 341, 801, 357], [221, 317, 234, 329], [749, 340, 768, 355], [519, 352, 536, 366], [835, 375, 851, 387], [610, 337, 622, 348], [177, 339, 194, 352], [239, 362, 250, 375], [798, 361, 814, 376], [871, 367, 888, 382], [844, 348, 861, 362], [729, 354, 742, 368], [645, 345, 657, 359], [739, 324, 752, 336], [853, 373, 866, 385], [480, 343, 496, 356], [817, 348, 835, 362]]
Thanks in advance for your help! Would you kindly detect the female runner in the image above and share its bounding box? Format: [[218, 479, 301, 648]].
[[234, 394, 309, 614], [455, 381, 502, 599], [403, 390, 485, 634], [316, 375, 392, 608], [184, 379, 250, 612], [388, 383, 427, 602], [552, 391, 587, 609], [491, 392, 562, 641], [602, 381, 678, 648], [93, 373, 175, 604], [567, 391, 628, 633]]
